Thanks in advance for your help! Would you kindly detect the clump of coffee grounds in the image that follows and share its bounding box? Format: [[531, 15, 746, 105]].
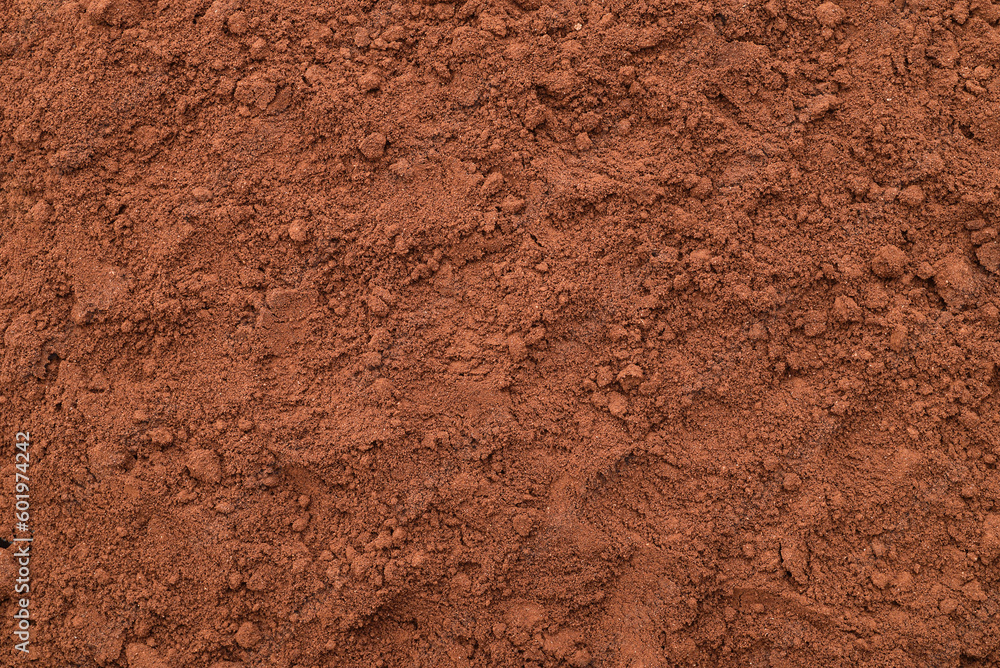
[[1, 0, 1000, 665]]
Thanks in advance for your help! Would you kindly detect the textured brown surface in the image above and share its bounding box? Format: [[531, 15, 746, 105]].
[[2, 0, 1000, 666]]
